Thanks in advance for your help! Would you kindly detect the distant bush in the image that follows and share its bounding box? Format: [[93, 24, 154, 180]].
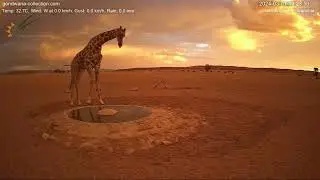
[[205, 64, 212, 72], [53, 69, 66, 73]]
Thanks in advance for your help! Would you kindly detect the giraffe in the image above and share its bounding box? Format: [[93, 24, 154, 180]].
[[66, 26, 126, 106]]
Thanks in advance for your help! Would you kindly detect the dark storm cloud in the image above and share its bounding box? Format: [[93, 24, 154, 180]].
[[0, 41, 44, 72]]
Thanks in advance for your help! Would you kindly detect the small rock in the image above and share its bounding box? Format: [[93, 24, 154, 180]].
[[41, 133, 57, 141], [41, 133, 50, 140], [161, 140, 171, 145], [79, 142, 96, 151], [129, 87, 139, 91], [125, 148, 135, 155]]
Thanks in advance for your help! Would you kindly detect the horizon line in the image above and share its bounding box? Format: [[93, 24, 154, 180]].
[[1, 64, 316, 74]]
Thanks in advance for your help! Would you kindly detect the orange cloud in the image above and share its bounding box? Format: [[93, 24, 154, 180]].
[[39, 42, 80, 61], [102, 45, 187, 64], [223, 27, 262, 52], [230, 0, 320, 42], [314, 12, 320, 26], [153, 49, 187, 64]]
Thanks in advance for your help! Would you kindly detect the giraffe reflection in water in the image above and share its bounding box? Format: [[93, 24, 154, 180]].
[[71, 106, 103, 123]]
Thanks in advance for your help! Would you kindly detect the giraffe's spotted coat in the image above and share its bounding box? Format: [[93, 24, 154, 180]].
[[67, 26, 126, 105], [72, 28, 125, 70]]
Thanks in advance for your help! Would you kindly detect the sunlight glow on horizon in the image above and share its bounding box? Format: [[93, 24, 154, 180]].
[[39, 42, 188, 66]]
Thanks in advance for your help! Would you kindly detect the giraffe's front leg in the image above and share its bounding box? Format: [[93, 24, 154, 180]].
[[95, 69, 104, 105], [70, 91, 75, 106], [75, 69, 84, 105], [86, 68, 95, 104], [69, 81, 75, 106]]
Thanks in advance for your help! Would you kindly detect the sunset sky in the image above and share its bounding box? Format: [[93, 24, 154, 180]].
[[1, 0, 320, 72]]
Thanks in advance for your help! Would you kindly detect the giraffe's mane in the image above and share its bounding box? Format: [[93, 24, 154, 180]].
[[98, 27, 120, 36], [87, 27, 121, 46]]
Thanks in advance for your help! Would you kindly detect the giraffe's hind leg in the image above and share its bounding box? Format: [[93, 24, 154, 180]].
[[69, 80, 75, 106], [69, 64, 78, 106], [95, 69, 104, 105]]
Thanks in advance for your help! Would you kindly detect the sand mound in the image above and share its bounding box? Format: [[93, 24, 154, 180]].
[[36, 105, 206, 154]]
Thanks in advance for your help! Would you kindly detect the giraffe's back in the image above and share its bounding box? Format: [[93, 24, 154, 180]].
[[72, 45, 102, 70]]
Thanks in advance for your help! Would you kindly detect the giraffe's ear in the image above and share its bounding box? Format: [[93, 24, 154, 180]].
[[120, 26, 122, 29]]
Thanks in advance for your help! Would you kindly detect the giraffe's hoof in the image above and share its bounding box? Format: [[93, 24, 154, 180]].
[[86, 99, 92, 104], [99, 99, 105, 105]]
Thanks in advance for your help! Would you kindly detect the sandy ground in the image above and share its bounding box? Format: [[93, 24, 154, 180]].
[[1, 69, 320, 179]]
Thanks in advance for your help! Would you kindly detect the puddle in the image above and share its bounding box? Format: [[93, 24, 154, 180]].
[[68, 105, 152, 123]]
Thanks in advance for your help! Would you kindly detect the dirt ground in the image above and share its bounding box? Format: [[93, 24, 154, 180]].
[[1, 69, 320, 179]]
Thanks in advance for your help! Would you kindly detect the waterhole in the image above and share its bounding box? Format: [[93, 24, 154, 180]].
[[68, 105, 152, 123]]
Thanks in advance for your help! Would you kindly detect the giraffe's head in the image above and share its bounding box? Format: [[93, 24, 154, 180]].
[[117, 26, 126, 48]]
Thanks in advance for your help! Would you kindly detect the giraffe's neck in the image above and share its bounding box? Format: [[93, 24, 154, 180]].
[[88, 28, 119, 48]]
